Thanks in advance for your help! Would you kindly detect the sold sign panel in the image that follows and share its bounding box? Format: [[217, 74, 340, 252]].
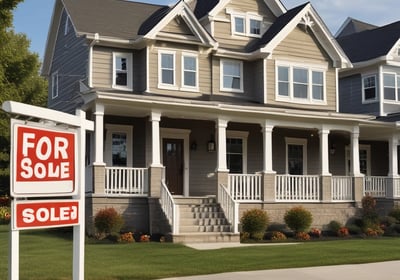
[[11, 121, 78, 197], [14, 200, 79, 230]]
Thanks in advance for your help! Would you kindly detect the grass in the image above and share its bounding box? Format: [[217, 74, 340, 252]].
[[1, 224, 400, 280]]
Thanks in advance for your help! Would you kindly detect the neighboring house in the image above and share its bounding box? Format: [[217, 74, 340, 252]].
[[337, 18, 400, 118], [42, 0, 400, 243]]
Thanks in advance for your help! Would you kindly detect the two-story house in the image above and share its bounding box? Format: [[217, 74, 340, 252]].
[[42, 0, 400, 243]]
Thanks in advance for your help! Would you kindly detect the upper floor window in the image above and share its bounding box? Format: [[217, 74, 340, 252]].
[[230, 11, 263, 38], [383, 73, 400, 101], [277, 64, 325, 103], [182, 54, 198, 90], [113, 52, 132, 91], [362, 75, 377, 102], [158, 51, 177, 89], [51, 71, 58, 99], [221, 59, 243, 93]]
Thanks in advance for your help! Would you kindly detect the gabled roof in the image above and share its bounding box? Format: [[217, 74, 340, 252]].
[[192, 0, 219, 19], [335, 17, 377, 38], [337, 21, 400, 63], [246, 2, 351, 68]]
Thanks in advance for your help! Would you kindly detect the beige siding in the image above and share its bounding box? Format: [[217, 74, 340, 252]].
[[161, 16, 193, 35], [213, 0, 276, 50], [266, 26, 337, 111], [148, 42, 211, 96], [92, 47, 112, 88]]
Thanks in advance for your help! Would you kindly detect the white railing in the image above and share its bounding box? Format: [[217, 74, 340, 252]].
[[228, 174, 262, 201], [105, 167, 148, 196], [364, 176, 387, 198], [332, 176, 353, 201], [160, 180, 179, 234], [275, 175, 320, 202], [393, 178, 400, 198], [218, 184, 239, 233]]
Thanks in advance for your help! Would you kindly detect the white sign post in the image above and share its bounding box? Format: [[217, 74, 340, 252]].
[[2, 101, 94, 280]]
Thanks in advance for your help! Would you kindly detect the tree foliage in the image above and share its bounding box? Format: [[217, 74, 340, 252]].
[[0, 0, 48, 194]]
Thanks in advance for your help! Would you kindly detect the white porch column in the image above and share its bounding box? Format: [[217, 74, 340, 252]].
[[217, 118, 229, 172], [261, 122, 274, 173], [319, 128, 331, 176], [93, 103, 104, 165], [150, 112, 162, 167], [388, 135, 399, 177], [351, 127, 361, 176]]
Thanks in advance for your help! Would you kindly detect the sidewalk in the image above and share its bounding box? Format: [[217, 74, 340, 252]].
[[160, 243, 400, 280]]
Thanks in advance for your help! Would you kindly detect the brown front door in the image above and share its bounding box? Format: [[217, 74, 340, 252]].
[[163, 138, 184, 195]]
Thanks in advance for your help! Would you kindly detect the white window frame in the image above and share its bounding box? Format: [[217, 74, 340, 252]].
[[227, 130, 249, 174], [181, 52, 199, 91], [383, 72, 400, 102], [276, 61, 327, 105], [51, 71, 59, 99], [104, 124, 133, 167], [229, 11, 263, 38], [220, 59, 244, 93], [158, 50, 178, 90], [285, 137, 307, 175], [345, 145, 371, 176], [362, 74, 378, 103], [112, 52, 133, 91]]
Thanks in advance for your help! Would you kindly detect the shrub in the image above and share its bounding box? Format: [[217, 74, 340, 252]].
[[337, 227, 349, 237], [284, 206, 313, 233], [0, 206, 11, 224], [364, 227, 384, 237], [0, 195, 10, 207], [94, 207, 124, 236], [309, 228, 322, 238], [347, 224, 363, 235], [140, 234, 150, 242], [361, 195, 378, 224], [295, 231, 311, 241], [119, 232, 135, 243], [270, 231, 287, 241], [240, 232, 250, 242], [388, 208, 400, 222], [240, 209, 269, 240], [328, 220, 342, 234]]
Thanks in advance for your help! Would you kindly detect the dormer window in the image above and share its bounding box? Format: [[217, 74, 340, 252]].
[[229, 10, 263, 38], [113, 52, 133, 91], [221, 59, 243, 93]]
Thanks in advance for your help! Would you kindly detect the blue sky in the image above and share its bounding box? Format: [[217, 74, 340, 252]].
[[12, 0, 400, 61]]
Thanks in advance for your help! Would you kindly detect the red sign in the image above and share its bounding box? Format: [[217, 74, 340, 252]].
[[14, 200, 79, 230], [12, 122, 77, 197]]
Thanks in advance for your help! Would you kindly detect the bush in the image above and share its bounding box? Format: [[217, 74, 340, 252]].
[[295, 231, 311, 241], [0, 206, 11, 224], [240, 209, 269, 240], [94, 207, 124, 236], [284, 206, 313, 233], [346, 224, 363, 235], [388, 208, 400, 222], [361, 195, 378, 224], [328, 220, 342, 234], [270, 231, 287, 241], [337, 227, 349, 237]]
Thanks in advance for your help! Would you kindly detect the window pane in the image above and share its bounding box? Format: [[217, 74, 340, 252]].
[[184, 56, 196, 71], [235, 17, 244, 33], [384, 73, 395, 87], [278, 66, 289, 96], [312, 71, 323, 85], [115, 56, 128, 86], [385, 88, 396, 100], [161, 53, 174, 85], [279, 83, 289, 96], [365, 88, 376, 100], [116, 57, 127, 71], [312, 85, 323, 100], [183, 56, 196, 87], [161, 54, 173, 69], [312, 71, 323, 100], [293, 68, 308, 83], [112, 133, 127, 166], [162, 69, 173, 84], [294, 84, 308, 98], [227, 138, 243, 174], [249, 19, 261, 35], [184, 72, 196, 87], [288, 144, 303, 175], [223, 61, 241, 90], [363, 76, 376, 100], [116, 73, 127, 86]]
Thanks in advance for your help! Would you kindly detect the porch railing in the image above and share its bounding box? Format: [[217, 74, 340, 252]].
[[332, 176, 353, 201], [160, 180, 179, 234], [364, 176, 387, 198], [105, 167, 148, 196], [218, 184, 239, 233], [228, 174, 262, 201], [393, 178, 400, 198], [275, 175, 320, 202]]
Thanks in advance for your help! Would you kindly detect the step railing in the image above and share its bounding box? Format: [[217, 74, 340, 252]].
[[275, 175, 320, 202], [332, 176, 353, 201], [105, 167, 148, 196], [364, 176, 387, 198], [160, 180, 179, 234], [218, 184, 239, 233], [228, 174, 262, 201]]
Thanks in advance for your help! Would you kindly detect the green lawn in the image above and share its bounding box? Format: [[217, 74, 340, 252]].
[[1, 224, 400, 280]]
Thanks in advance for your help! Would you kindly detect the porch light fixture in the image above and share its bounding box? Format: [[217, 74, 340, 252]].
[[330, 144, 336, 155], [207, 135, 215, 152]]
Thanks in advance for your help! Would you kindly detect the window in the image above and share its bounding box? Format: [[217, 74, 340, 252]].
[[105, 124, 133, 167], [362, 75, 377, 102], [230, 12, 263, 37], [383, 72, 400, 101], [51, 71, 58, 99], [221, 59, 243, 92], [158, 51, 176, 89], [249, 18, 261, 35], [345, 145, 370, 176], [276, 64, 325, 103], [226, 131, 248, 174], [286, 138, 307, 175], [113, 53, 132, 90], [182, 54, 197, 89]]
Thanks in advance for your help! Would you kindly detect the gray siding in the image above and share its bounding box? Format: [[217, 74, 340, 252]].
[[48, 10, 89, 113], [339, 74, 380, 115]]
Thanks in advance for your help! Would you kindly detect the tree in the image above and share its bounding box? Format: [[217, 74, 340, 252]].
[[0, 0, 48, 194]]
